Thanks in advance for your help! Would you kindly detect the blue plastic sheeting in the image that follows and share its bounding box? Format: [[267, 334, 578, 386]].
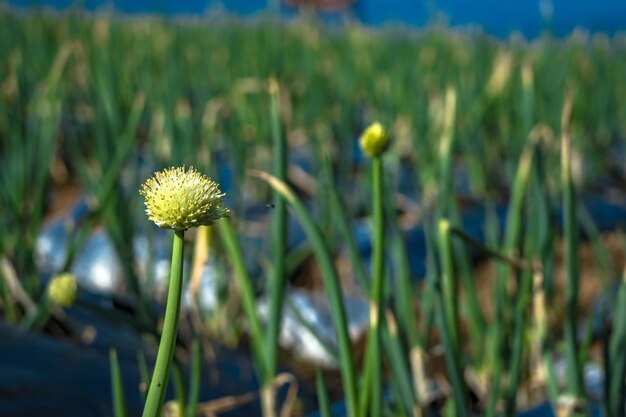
[[0, 323, 147, 417], [306, 395, 604, 417], [0, 304, 267, 417], [352, 194, 626, 280], [238, 192, 626, 283], [515, 401, 603, 417]]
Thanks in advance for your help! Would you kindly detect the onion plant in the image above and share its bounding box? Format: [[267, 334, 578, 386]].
[[358, 122, 390, 417], [4, 8, 626, 417], [139, 166, 229, 417]]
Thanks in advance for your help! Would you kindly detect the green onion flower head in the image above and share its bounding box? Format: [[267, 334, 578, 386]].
[[47, 273, 78, 308], [140, 166, 229, 231], [359, 122, 390, 158]]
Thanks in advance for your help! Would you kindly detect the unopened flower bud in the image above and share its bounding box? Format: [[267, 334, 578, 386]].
[[48, 273, 78, 307], [359, 122, 390, 158]]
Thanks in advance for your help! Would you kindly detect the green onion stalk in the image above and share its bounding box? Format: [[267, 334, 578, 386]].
[[139, 166, 229, 417], [358, 122, 390, 417]]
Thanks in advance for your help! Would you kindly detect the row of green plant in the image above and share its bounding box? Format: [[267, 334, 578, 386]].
[[1, 8, 626, 417], [2, 8, 626, 180], [111, 84, 626, 417], [2, 7, 625, 305]]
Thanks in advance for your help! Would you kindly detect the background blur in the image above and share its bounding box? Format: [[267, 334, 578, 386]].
[[6, 0, 626, 38]]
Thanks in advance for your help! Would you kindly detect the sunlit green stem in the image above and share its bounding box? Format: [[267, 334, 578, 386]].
[[142, 230, 185, 417], [360, 157, 385, 417]]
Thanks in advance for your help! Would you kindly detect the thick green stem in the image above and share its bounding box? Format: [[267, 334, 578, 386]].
[[361, 157, 385, 416], [142, 230, 185, 417], [360, 156, 385, 416], [371, 157, 385, 337]]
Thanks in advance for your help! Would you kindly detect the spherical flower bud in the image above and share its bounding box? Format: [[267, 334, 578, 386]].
[[47, 273, 78, 308], [359, 122, 390, 158], [139, 166, 229, 231]]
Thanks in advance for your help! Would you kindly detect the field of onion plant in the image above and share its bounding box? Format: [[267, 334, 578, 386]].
[[2, 7, 626, 417]]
